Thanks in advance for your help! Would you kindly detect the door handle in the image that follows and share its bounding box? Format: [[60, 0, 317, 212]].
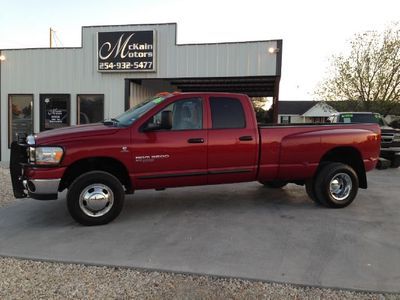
[[188, 138, 205, 143], [239, 136, 253, 141]]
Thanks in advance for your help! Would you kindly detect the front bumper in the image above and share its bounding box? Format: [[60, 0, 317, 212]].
[[22, 179, 61, 200], [10, 141, 64, 200]]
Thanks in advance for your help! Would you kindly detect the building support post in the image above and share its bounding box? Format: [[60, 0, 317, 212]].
[[273, 76, 280, 124], [0, 50, 2, 161], [272, 39, 283, 124], [124, 79, 130, 111]]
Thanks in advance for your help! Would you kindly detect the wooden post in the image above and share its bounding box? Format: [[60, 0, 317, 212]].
[[49, 28, 53, 48]]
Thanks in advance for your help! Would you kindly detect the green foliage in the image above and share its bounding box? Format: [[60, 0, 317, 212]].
[[328, 100, 400, 116], [316, 24, 400, 116], [250, 97, 274, 123]]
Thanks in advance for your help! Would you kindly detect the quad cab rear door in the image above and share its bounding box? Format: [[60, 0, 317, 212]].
[[206, 95, 259, 184]]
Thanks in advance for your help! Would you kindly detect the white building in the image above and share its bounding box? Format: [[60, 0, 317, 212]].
[[278, 101, 337, 124], [0, 23, 282, 162]]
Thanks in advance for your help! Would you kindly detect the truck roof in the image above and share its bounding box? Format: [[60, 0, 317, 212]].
[[155, 91, 249, 97], [332, 112, 380, 115]]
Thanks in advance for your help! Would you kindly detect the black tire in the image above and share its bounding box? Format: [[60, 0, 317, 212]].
[[314, 162, 359, 208], [260, 180, 287, 188], [67, 171, 125, 226], [305, 179, 320, 204], [391, 159, 400, 168]]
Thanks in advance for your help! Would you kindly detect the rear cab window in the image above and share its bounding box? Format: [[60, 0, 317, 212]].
[[210, 97, 246, 129]]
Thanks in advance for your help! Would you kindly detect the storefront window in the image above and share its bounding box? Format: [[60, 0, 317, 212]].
[[77, 95, 104, 124], [40, 94, 70, 131], [8, 94, 33, 146]]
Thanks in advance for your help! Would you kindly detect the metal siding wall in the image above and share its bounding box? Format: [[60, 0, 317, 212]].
[[1, 23, 279, 161], [130, 83, 153, 107]]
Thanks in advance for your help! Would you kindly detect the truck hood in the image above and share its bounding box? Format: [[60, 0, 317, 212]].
[[34, 123, 120, 145]]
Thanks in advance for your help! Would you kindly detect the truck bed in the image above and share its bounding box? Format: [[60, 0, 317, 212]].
[[257, 123, 381, 183]]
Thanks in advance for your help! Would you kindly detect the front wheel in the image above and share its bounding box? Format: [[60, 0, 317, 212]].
[[67, 171, 125, 226], [314, 162, 359, 208]]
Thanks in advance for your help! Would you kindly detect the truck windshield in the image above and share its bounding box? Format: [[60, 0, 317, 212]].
[[338, 113, 385, 126], [114, 96, 167, 126]]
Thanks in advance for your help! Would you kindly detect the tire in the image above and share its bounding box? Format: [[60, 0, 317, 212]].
[[305, 179, 319, 204], [391, 159, 400, 168], [67, 171, 125, 226], [314, 162, 359, 208], [260, 180, 287, 188]]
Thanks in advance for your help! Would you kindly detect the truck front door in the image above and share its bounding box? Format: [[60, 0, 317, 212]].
[[132, 97, 207, 189]]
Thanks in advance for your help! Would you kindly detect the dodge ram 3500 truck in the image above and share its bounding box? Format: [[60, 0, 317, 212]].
[[10, 93, 381, 226]]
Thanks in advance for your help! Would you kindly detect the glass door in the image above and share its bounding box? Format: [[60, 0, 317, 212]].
[[8, 94, 34, 146], [40, 94, 70, 131]]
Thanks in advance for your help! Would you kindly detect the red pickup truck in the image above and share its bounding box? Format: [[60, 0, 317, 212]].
[[10, 93, 381, 226]]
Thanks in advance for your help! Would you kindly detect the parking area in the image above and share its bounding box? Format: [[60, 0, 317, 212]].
[[0, 168, 399, 293]]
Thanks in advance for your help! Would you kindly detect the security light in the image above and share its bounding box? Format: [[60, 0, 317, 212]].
[[268, 47, 279, 54]]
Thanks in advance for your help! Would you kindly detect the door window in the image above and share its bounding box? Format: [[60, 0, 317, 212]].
[[145, 98, 203, 130], [210, 97, 246, 129]]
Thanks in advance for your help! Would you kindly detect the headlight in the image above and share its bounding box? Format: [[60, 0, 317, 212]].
[[29, 147, 64, 165]]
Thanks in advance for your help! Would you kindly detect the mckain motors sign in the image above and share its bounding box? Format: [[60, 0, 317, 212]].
[[97, 31, 155, 72]]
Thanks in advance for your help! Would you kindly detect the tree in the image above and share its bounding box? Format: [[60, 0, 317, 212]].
[[316, 24, 400, 115], [250, 97, 273, 123]]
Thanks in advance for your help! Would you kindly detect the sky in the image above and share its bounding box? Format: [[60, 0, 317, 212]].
[[0, 0, 399, 100]]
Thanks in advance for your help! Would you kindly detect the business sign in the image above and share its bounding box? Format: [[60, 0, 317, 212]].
[[97, 30, 155, 72]]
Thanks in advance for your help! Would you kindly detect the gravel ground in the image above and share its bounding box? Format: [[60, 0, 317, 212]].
[[0, 257, 396, 300], [0, 166, 15, 208], [0, 166, 398, 299]]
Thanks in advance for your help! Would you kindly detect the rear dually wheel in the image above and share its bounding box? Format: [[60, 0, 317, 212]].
[[313, 162, 359, 208]]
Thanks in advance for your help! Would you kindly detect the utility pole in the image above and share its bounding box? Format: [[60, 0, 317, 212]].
[[49, 28, 54, 48]]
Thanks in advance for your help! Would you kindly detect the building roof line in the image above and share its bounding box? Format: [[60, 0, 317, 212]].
[[1, 23, 281, 51]]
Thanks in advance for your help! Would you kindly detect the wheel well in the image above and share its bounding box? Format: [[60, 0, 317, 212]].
[[59, 157, 133, 193], [319, 147, 367, 189]]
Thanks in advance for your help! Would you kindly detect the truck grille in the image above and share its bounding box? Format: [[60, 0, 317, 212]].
[[381, 133, 394, 143]]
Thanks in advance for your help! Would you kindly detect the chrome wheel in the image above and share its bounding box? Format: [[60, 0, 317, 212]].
[[79, 184, 114, 217], [329, 173, 352, 201]]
